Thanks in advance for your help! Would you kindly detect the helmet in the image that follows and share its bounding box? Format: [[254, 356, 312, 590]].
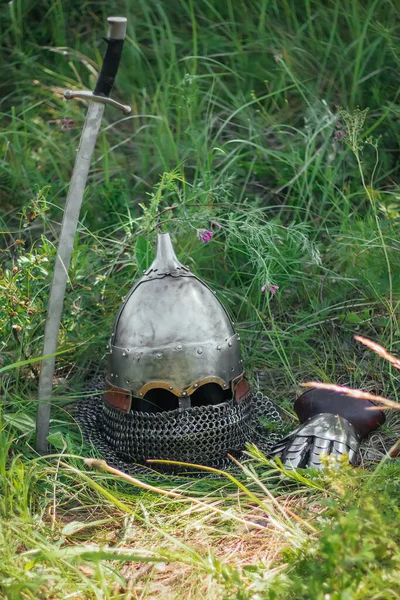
[[76, 233, 283, 472], [104, 233, 249, 414]]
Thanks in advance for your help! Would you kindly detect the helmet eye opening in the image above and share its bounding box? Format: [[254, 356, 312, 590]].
[[132, 383, 232, 413], [191, 383, 231, 407], [139, 388, 177, 413]]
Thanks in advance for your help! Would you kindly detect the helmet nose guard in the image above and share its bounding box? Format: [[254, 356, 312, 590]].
[[105, 233, 248, 413]]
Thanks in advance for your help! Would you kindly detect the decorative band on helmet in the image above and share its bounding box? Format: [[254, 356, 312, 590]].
[[104, 372, 250, 414]]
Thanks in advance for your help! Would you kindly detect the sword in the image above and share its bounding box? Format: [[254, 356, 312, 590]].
[[36, 16, 131, 453]]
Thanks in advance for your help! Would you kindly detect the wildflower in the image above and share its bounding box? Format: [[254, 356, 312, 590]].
[[197, 229, 214, 243], [61, 118, 75, 131], [336, 121, 343, 128], [49, 118, 75, 131], [261, 284, 279, 295], [334, 130, 344, 140]]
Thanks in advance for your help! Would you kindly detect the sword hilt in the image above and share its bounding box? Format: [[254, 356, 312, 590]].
[[64, 16, 131, 115]]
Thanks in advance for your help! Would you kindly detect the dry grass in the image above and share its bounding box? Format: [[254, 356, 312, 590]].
[[96, 501, 296, 599], [50, 459, 319, 599]]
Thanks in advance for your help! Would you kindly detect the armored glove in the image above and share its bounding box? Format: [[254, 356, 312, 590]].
[[271, 412, 359, 469], [271, 388, 385, 470]]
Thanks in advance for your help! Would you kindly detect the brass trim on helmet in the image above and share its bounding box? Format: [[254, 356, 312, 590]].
[[137, 375, 228, 399], [104, 373, 248, 414]]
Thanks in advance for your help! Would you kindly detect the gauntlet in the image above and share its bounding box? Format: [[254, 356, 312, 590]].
[[271, 388, 385, 469]]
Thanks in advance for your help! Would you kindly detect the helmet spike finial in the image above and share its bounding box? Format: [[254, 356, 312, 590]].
[[146, 232, 186, 277]]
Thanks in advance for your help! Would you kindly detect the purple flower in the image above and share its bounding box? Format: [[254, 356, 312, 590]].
[[61, 118, 75, 131], [198, 229, 214, 243], [334, 130, 344, 140], [49, 118, 75, 131], [261, 284, 279, 295], [336, 121, 343, 128]]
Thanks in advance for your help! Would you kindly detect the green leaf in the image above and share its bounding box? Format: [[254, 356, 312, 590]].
[[0, 348, 72, 373], [3, 413, 35, 434], [46, 431, 66, 450], [342, 312, 364, 324]]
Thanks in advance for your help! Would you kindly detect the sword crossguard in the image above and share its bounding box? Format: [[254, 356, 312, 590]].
[[64, 90, 132, 115]]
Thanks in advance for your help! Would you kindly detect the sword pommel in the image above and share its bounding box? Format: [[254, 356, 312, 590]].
[[107, 16, 127, 40]]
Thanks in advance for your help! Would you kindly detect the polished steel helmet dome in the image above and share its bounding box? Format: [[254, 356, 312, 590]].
[[104, 233, 248, 413]]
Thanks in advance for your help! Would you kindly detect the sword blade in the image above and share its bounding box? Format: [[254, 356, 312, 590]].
[[36, 100, 105, 453]]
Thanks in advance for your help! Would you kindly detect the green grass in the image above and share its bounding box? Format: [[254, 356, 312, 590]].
[[1, 0, 400, 597]]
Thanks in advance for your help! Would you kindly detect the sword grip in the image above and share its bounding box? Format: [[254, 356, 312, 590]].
[[93, 16, 127, 98]]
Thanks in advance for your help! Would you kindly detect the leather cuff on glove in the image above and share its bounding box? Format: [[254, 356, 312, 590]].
[[294, 388, 385, 439]]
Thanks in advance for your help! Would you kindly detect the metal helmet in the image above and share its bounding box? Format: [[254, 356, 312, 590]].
[[104, 233, 249, 414]]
